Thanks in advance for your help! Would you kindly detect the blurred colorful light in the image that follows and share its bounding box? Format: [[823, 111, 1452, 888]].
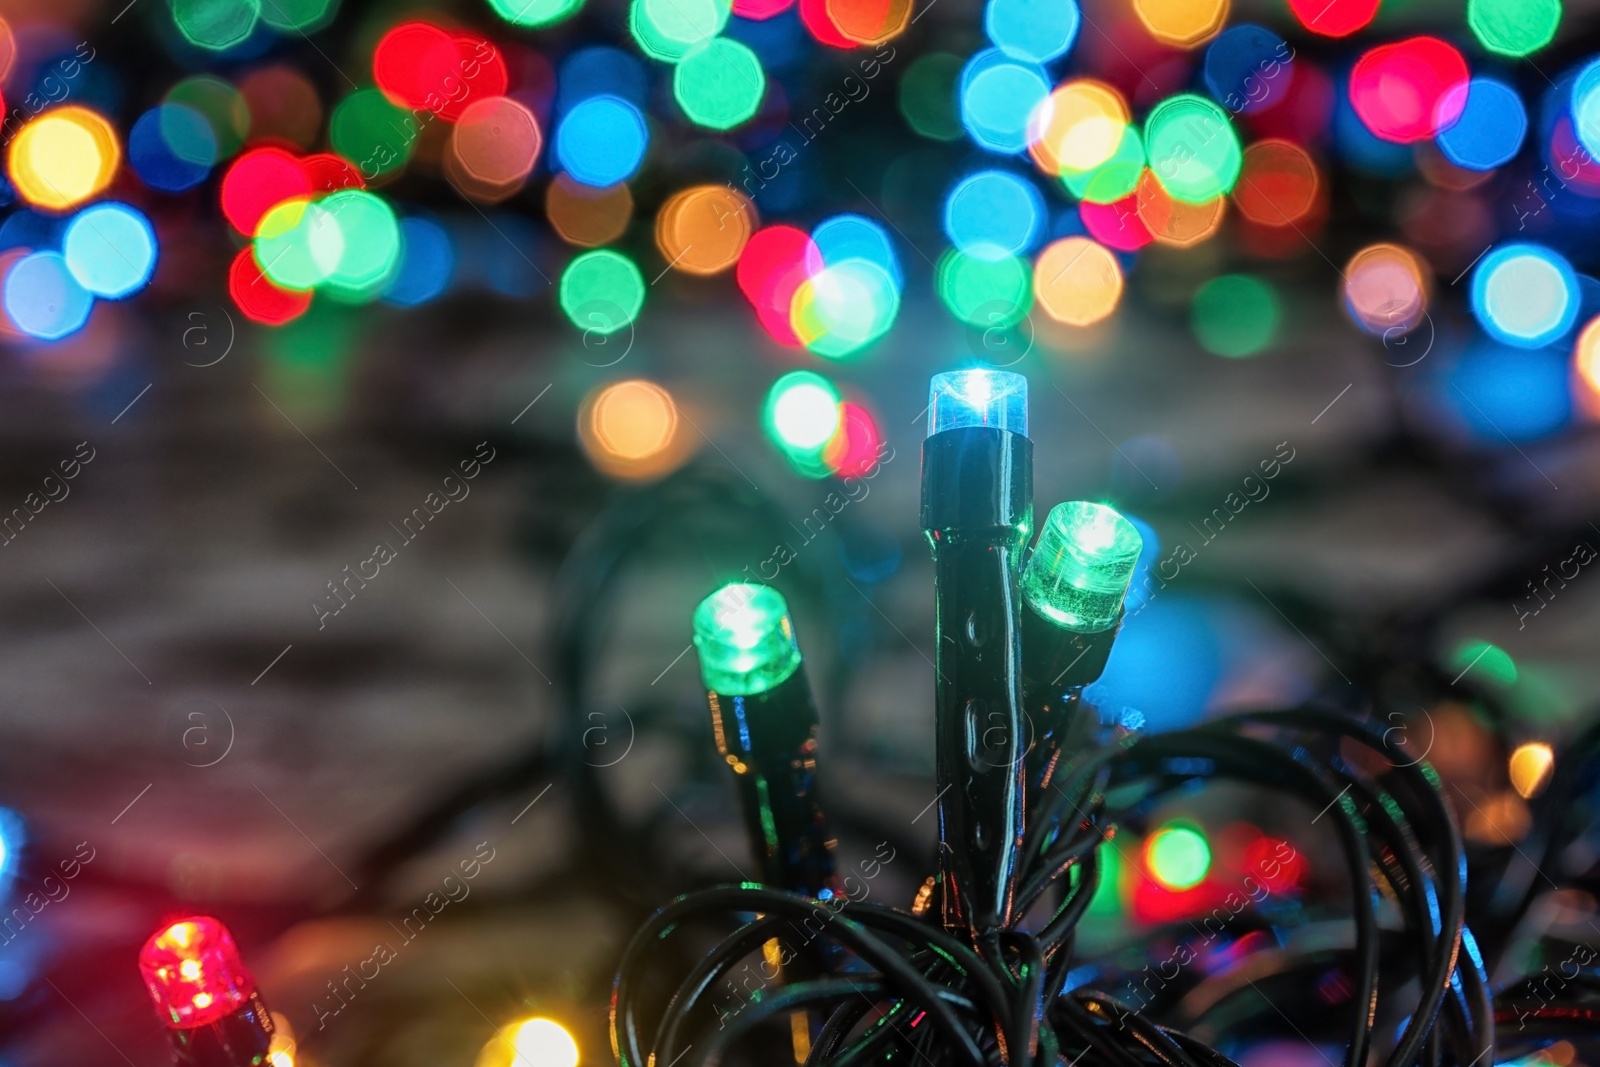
[[1191, 274, 1279, 357], [790, 259, 900, 357], [674, 39, 766, 129], [1348, 37, 1469, 144], [812, 215, 900, 287], [557, 96, 648, 187], [1233, 140, 1318, 226], [1509, 742, 1555, 799], [899, 53, 964, 141], [1062, 125, 1145, 203], [960, 49, 1051, 154], [329, 90, 416, 180], [1203, 25, 1292, 114], [1470, 243, 1578, 349], [7, 107, 120, 212], [1146, 823, 1211, 890], [985, 0, 1079, 64], [1132, 0, 1227, 49], [229, 246, 312, 325], [1570, 60, 1600, 163], [487, 0, 584, 27], [320, 190, 401, 302], [170, 0, 260, 51], [579, 380, 687, 480], [1467, 0, 1560, 57], [936, 248, 1031, 328], [255, 199, 343, 291], [1026, 79, 1128, 176], [738, 225, 820, 344], [825, 0, 913, 45], [129, 104, 216, 192], [1435, 78, 1526, 171], [1136, 169, 1226, 246], [221, 147, 314, 236], [765, 371, 841, 453], [824, 401, 885, 478], [446, 96, 542, 204], [559, 249, 646, 335], [1145, 94, 1241, 203], [631, 0, 731, 61], [63, 203, 157, 299], [1033, 235, 1121, 326], [546, 177, 634, 247], [1343, 243, 1429, 336], [1287, 0, 1377, 36], [383, 217, 454, 306], [4, 251, 93, 341], [656, 185, 756, 275], [944, 170, 1043, 260]]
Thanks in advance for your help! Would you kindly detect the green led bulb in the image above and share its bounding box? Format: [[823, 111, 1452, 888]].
[[692, 583, 802, 696], [1022, 501, 1143, 633]]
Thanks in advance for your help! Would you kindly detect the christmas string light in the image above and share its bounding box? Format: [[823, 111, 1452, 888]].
[[140, 917, 276, 1067]]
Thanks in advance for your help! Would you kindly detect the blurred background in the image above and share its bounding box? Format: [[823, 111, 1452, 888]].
[[2, 0, 1600, 1062]]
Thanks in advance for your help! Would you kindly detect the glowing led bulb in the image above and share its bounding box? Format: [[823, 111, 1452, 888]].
[[693, 583, 802, 696], [1509, 742, 1554, 798], [1146, 822, 1210, 890], [475, 1016, 580, 1067], [139, 916, 257, 1029], [926, 369, 1028, 437], [1022, 501, 1143, 633]]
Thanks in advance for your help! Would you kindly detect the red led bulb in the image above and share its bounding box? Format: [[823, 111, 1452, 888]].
[[140, 917, 254, 1028], [140, 917, 274, 1066]]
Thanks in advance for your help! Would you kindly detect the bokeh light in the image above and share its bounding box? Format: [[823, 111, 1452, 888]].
[[579, 380, 688, 481], [170, 0, 260, 51], [1509, 742, 1555, 799], [944, 170, 1042, 260], [1287, 0, 1377, 36], [1435, 78, 1526, 171], [165, 76, 250, 161], [1349, 37, 1469, 144], [4, 252, 93, 341], [674, 39, 766, 130], [321, 190, 402, 302], [240, 67, 323, 149], [229, 246, 312, 325], [1062, 126, 1145, 204], [260, 0, 337, 31], [373, 21, 461, 113], [1343, 242, 1429, 336], [738, 225, 821, 344], [1191, 274, 1279, 357], [812, 215, 900, 287], [1576, 316, 1600, 414], [656, 186, 756, 275], [476, 1018, 580, 1067], [559, 249, 646, 336], [557, 96, 648, 188], [1033, 236, 1121, 326], [221, 147, 314, 236], [823, 401, 886, 478], [446, 97, 542, 204], [1136, 170, 1226, 246], [547, 176, 634, 248], [765, 371, 842, 456], [1026, 79, 1128, 177], [1470, 243, 1578, 349], [899, 53, 964, 141], [985, 0, 1079, 64], [1080, 196, 1154, 251], [383, 217, 455, 306], [7, 107, 121, 212], [255, 199, 344, 291], [936, 248, 1031, 328], [1145, 95, 1241, 203], [1203, 25, 1292, 114], [63, 203, 157, 299], [826, 0, 913, 45], [1132, 0, 1227, 49], [329, 89, 416, 180], [1467, 0, 1560, 57], [1447, 343, 1570, 440], [487, 0, 584, 28], [1576, 60, 1600, 163], [129, 104, 217, 193], [961, 49, 1051, 155], [631, 0, 731, 61], [1233, 140, 1319, 226], [1145, 823, 1211, 890], [790, 259, 900, 358]]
